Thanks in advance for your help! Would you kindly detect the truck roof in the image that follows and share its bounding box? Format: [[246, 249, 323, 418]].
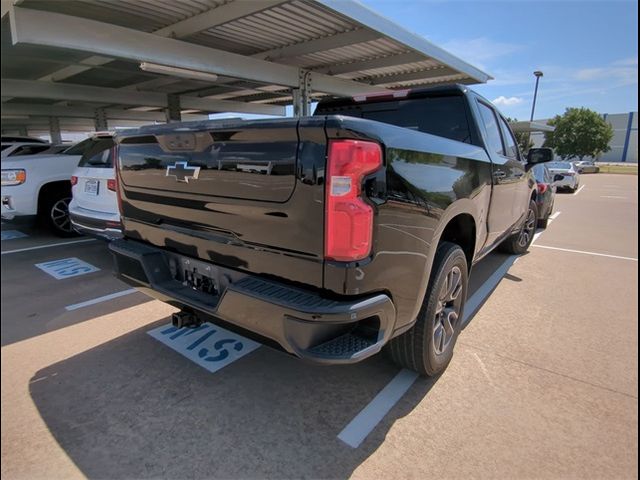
[[316, 84, 474, 110]]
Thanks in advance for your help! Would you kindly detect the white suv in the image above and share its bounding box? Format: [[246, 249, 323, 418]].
[[1, 136, 109, 236], [69, 134, 122, 240]]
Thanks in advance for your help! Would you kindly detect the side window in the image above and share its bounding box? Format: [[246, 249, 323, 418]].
[[477, 102, 505, 156], [498, 117, 520, 160]]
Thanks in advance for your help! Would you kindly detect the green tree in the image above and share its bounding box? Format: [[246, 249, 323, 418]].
[[507, 118, 535, 154], [543, 108, 614, 160]]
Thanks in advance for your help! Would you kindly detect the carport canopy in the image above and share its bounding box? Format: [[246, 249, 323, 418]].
[[510, 121, 555, 133], [1, 0, 491, 138]]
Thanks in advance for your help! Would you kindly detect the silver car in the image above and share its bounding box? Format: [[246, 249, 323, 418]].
[[573, 160, 600, 173], [548, 161, 581, 192]]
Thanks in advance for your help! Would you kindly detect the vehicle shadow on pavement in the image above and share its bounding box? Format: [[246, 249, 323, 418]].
[[27, 252, 516, 478], [29, 321, 438, 479]]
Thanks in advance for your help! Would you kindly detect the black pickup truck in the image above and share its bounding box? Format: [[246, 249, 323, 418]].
[[109, 84, 552, 376]]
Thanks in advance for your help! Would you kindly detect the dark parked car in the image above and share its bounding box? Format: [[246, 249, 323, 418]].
[[109, 84, 553, 377], [532, 163, 556, 228]]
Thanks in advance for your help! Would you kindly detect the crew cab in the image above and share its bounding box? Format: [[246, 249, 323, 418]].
[[109, 85, 552, 376]]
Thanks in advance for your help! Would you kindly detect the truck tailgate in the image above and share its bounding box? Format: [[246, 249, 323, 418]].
[[116, 119, 326, 288]]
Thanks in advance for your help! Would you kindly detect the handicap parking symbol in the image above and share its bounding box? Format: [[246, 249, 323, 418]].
[[147, 322, 261, 373], [35, 257, 100, 279]]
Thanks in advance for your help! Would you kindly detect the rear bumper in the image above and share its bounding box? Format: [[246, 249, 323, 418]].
[[554, 175, 578, 189], [109, 239, 396, 364], [69, 204, 122, 240]]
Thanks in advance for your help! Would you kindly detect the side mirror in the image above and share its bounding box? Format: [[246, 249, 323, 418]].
[[553, 174, 564, 182], [527, 148, 554, 165]]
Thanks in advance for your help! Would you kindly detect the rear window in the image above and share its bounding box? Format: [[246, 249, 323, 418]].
[[315, 95, 472, 144], [77, 138, 115, 168], [532, 164, 549, 183], [63, 138, 100, 156], [549, 162, 572, 169]]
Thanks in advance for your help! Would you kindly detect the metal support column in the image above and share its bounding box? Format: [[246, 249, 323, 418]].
[[292, 69, 312, 117], [166, 94, 181, 123], [94, 108, 108, 131], [49, 116, 62, 144]]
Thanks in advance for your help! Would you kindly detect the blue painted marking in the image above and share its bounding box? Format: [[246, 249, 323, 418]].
[[621, 112, 634, 163], [35, 257, 99, 280], [1, 230, 28, 241], [147, 322, 261, 373], [187, 330, 217, 350], [183, 324, 209, 336], [169, 329, 190, 340]]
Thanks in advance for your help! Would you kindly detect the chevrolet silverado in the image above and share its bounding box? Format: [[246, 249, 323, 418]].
[[109, 85, 552, 376]]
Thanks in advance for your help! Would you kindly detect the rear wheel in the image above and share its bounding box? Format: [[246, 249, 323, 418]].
[[387, 242, 468, 376], [499, 200, 538, 254], [40, 190, 77, 237]]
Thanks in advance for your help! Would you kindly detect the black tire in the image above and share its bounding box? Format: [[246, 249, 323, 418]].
[[387, 242, 468, 377], [537, 217, 549, 229], [40, 189, 77, 237], [499, 200, 538, 254]]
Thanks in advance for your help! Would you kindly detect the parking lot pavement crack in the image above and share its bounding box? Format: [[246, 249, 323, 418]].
[[458, 341, 638, 400]]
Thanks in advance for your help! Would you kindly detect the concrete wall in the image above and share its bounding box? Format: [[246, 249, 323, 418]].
[[530, 111, 638, 163]]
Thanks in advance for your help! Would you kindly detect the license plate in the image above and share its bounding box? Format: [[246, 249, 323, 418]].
[[84, 179, 99, 195]]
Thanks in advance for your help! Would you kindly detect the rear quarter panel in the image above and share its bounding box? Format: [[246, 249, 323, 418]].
[[322, 116, 492, 330]]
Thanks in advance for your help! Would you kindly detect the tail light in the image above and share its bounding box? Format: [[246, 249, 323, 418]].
[[537, 183, 549, 194], [112, 145, 123, 215], [107, 179, 117, 192], [325, 139, 382, 261], [70, 175, 78, 186]]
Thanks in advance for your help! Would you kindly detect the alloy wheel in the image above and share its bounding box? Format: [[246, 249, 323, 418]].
[[518, 207, 536, 248], [50, 197, 73, 233], [433, 265, 463, 355]]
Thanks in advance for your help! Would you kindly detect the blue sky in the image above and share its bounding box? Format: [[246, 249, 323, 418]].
[[362, 0, 638, 120]]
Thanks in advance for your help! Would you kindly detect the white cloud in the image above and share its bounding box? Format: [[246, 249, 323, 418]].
[[612, 57, 638, 67], [439, 37, 522, 73], [573, 65, 636, 84], [492, 96, 524, 106]]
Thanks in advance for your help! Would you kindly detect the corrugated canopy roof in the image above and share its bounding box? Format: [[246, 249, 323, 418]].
[[1, 0, 491, 134]]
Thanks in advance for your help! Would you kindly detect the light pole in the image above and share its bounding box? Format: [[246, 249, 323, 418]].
[[530, 70, 544, 122]]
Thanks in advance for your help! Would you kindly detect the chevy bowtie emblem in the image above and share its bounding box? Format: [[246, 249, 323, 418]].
[[166, 162, 200, 183]]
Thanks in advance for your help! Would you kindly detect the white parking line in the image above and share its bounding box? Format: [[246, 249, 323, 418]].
[[462, 254, 518, 326], [600, 195, 628, 199], [548, 211, 562, 222], [65, 289, 138, 311], [1, 238, 96, 255], [574, 185, 586, 195], [531, 244, 638, 262], [337, 369, 419, 448], [337, 222, 557, 448]]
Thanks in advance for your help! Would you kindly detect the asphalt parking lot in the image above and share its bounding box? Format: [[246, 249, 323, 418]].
[[1, 173, 637, 479]]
